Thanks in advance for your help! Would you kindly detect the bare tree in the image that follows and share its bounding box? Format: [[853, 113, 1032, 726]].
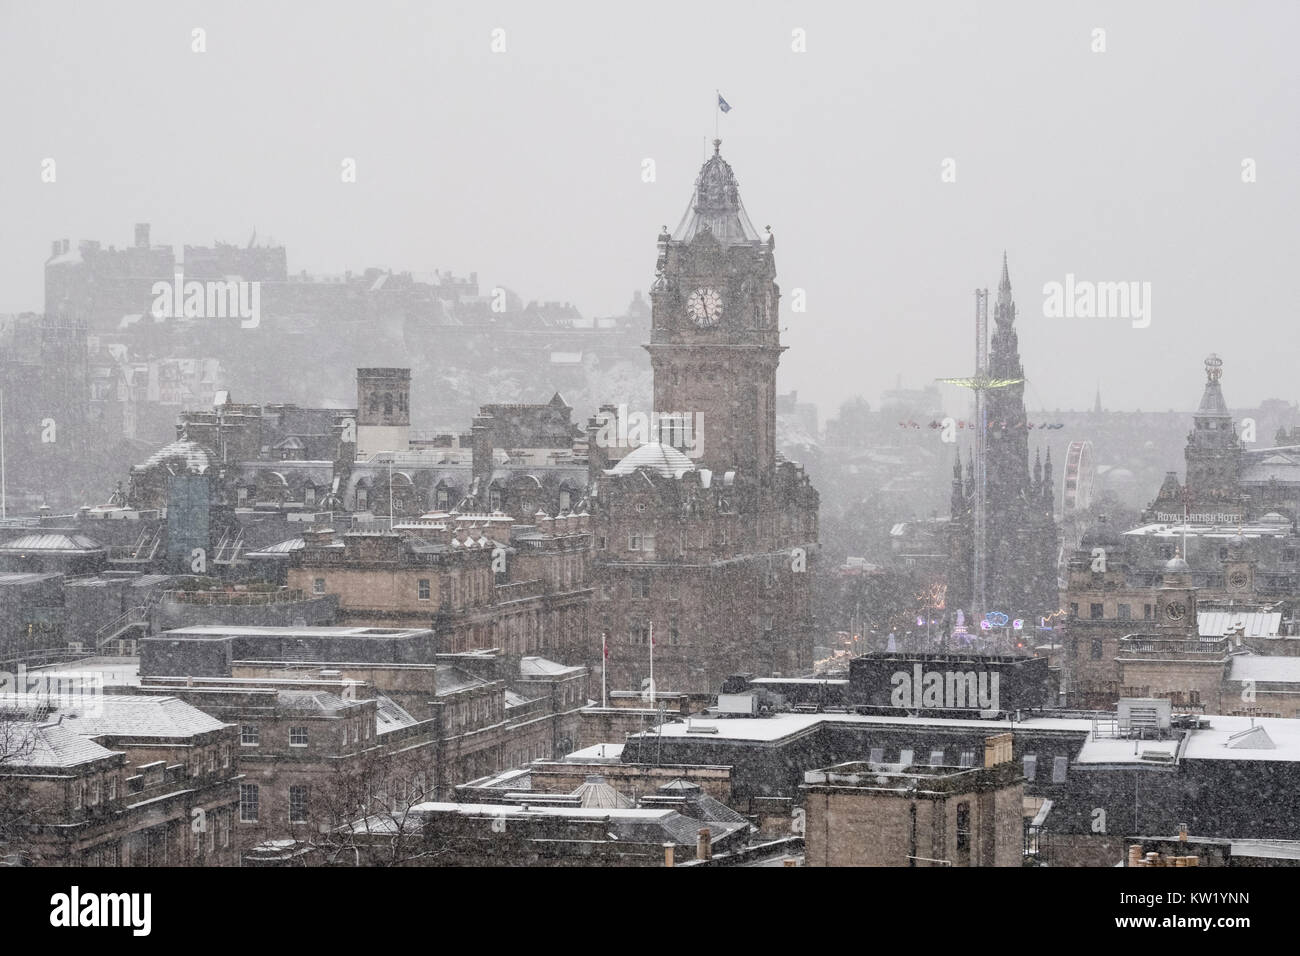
[[255, 745, 451, 867], [0, 710, 41, 865]]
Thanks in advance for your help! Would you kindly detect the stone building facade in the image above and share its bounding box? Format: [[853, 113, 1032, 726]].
[[585, 141, 820, 696]]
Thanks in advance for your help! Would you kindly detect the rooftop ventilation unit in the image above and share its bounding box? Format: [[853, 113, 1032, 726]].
[[1118, 698, 1172, 736]]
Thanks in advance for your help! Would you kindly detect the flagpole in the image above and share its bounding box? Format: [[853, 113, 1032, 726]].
[[715, 89, 719, 140], [649, 620, 655, 708], [0, 386, 6, 520]]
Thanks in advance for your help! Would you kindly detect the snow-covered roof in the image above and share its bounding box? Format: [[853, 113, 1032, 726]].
[[1076, 715, 1300, 766], [0, 694, 230, 740], [1227, 656, 1300, 684], [633, 711, 1098, 744], [0, 532, 104, 554], [564, 742, 624, 762], [519, 656, 585, 678], [1199, 611, 1282, 638], [136, 438, 215, 473], [607, 442, 695, 479], [0, 720, 121, 770]]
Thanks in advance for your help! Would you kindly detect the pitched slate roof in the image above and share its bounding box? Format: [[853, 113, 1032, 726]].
[[608, 442, 695, 479], [0, 720, 121, 770], [55, 695, 230, 739], [0, 533, 104, 554]]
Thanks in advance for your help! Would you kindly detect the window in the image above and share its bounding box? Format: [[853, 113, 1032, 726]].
[[289, 786, 309, 823], [289, 727, 308, 747], [241, 725, 260, 747], [1284, 548, 1296, 562], [928, 750, 945, 767], [1051, 756, 1068, 783], [357, 487, 369, 510], [1069, 602, 1079, 618], [559, 490, 571, 511], [108, 775, 118, 800], [239, 784, 260, 823], [220, 743, 230, 768], [668, 580, 680, 601], [1091, 638, 1104, 660], [597, 535, 607, 550], [74, 781, 84, 809], [304, 486, 316, 506], [207, 748, 216, 773], [956, 801, 971, 852], [1090, 603, 1104, 620], [1144, 603, 1153, 620], [313, 578, 325, 595], [1023, 755, 1037, 781], [628, 533, 641, 551], [642, 533, 655, 553], [869, 747, 884, 764], [89, 778, 101, 805], [236, 486, 248, 504], [959, 750, 976, 768], [219, 810, 231, 848], [1118, 603, 1131, 620], [417, 578, 431, 601], [637, 578, 651, 599], [899, 749, 914, 767]]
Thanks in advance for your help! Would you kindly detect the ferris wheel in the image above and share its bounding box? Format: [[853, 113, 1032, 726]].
[[1061, 440, 1095, 515]]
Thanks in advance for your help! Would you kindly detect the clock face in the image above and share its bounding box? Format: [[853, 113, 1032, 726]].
[[1229, 570, 1249, 591], [1166, 601, 1186, 621], [686, 287, 723, 326]]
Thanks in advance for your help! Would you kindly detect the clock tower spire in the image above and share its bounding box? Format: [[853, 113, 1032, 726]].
[[647, 142, 784, 483]]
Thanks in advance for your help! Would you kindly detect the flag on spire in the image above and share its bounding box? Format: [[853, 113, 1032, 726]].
[[717, 92, 732, 113]]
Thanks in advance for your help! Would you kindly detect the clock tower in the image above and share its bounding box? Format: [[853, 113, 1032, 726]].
[[646, 139, 783, 484]]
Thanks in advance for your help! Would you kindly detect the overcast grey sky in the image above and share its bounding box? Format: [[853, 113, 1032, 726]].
[[2, 1, 1296, 419]]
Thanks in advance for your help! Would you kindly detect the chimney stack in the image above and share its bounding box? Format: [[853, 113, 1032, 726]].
[[134, 223, 150, 249], [697, 827, 712, 861]]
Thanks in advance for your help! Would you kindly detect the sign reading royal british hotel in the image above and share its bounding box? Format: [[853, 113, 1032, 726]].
[[849, 654, 1054, 716], [1154, 512, 1242, 524]]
